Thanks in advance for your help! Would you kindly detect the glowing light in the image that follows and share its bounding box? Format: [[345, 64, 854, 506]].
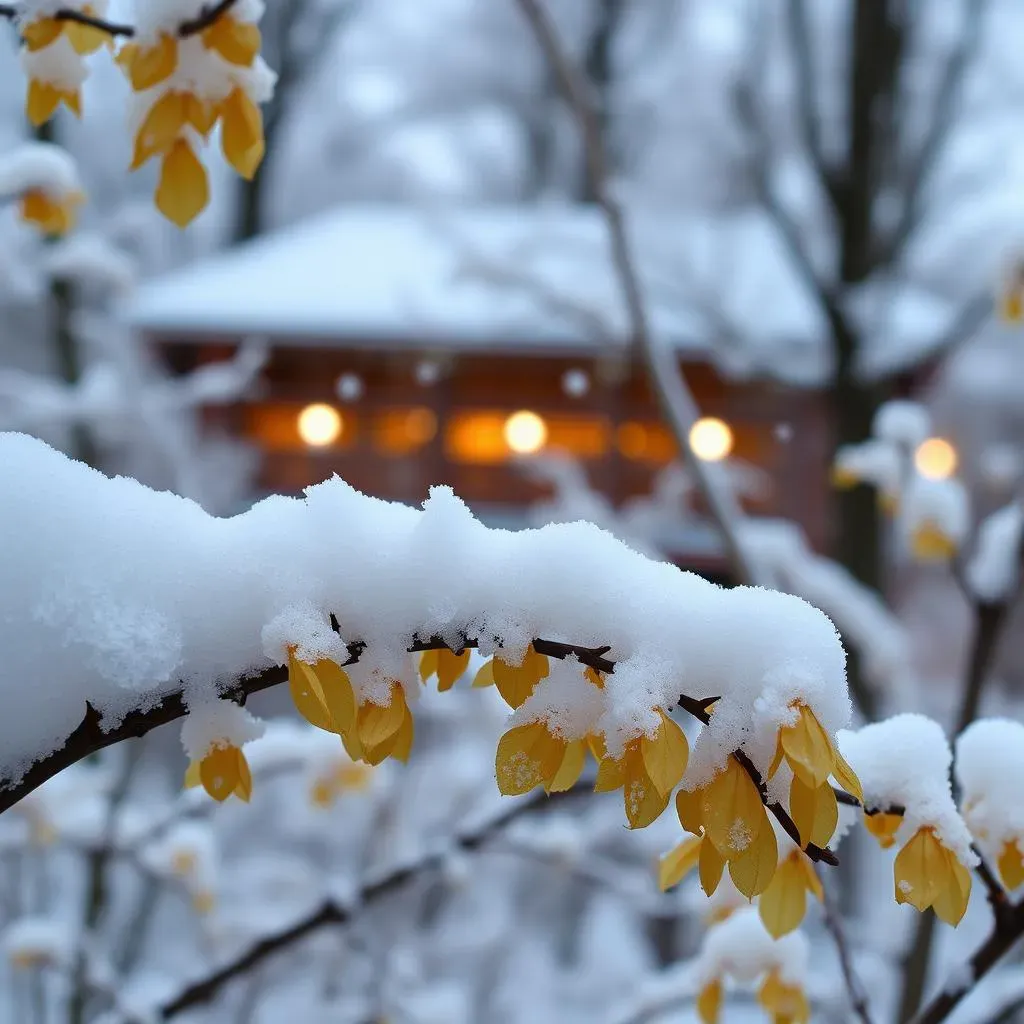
[[915, 437, 957, 480], [689, 417, 733, 462], [298, 403, 342, 447], [503, 410, 547, 454]]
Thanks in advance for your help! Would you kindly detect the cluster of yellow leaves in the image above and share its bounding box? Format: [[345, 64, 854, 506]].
[[860, 813, 973, 926], [661, 702, 858, 938], [184, 740, 253, 803], [309, 757, 373, 808], [120, 16, 265, 227], [697, 969, 810, 1024], [289, 650, 414, 767], [909, 520, 958, 562], [16, 6, 267, 233]]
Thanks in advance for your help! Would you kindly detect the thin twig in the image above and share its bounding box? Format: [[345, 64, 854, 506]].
[[819, 869, 874, 1024], [0, 0, 241, 39], [159, 785, 590, 1017]]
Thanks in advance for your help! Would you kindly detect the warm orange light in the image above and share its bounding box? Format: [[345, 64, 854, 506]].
[[298, 403, 342, 447], [503, 410, 547, 454], [689, 417, 733, 461], [915, 437, 957, 480]]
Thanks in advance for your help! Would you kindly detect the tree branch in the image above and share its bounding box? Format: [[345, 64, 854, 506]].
[[510, 0, 763, 589], [0, 0, 242, 39], [819, 870, 874, 1024], [159, 785, 589, 1017]]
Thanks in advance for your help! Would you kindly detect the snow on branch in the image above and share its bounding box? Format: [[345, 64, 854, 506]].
[[0, 0, 242, 39]]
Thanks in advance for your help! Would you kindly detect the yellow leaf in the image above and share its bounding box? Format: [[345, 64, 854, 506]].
[[317, 660, 356, 733], [864, 811, 902, 849], [593, 753, 626, 793], [493, 657, 540, 709], [623, 759, 670, 829], [357, 685, 407, 748], [894, 828, 945, 912], [417, 649, 439, 682], [767, 735, 786, 780], [201, 16, 261, 65], [155, 139, 209, 228], [789, 775, 838, 849], [220, 88, 265, 180], [758, 854, 806, 938], [1001, 289, 1024, 324], [640, 710, 689, 797], [64, 15, 110, 55], [22, 17, 63, 51], [472, 659, 495, 688], [131, 91, 187, 170], [780, 705, 834, 789], [728, 823, 778, 898], [758, 971, 810, 1024], [586, 732, 607, 760], [495, 722, 564, 796], [20, 190, 81, 236], [911, 521, 957, 562], [200, 745, 240, 802], [340, 727, 364, 763], [184, 760, 201, 788], [547, 740, 585, 793], [436, 649, 470, 691], [831, 747, 863, 804], [185, 94, 218, 136], [932, 849, 972, 926], [698, 835, 726, 896], [584, 666, 604, 688], [797, 853, 824, 902], [365, 708, 414, 765], [658, 835, 703, 891], [699, 757, 766, 858], [288, 652, 334, 733], [128, 33, 178, 91], [233, 748, 252, 802], [675, 786, 703, 835], [26, 79, 61, 127], [696, 978, 722, 1024], [999, 841, 1024, 890]]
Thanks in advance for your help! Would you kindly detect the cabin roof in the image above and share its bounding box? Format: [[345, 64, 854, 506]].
[[123, 203, 962, 386]]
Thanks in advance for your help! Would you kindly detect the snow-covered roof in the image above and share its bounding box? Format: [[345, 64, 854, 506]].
[[124, 203, 835, 380]]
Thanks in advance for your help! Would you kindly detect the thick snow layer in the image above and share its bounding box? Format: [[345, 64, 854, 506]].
[[838, 715, 976, 863], [966, 503, 1023, 601], [695, 906, 808, 986], [872, 400, 932, 448], [0, 142, 80, 198], [0, 433, 849, 788], [956, 719, 1024, 852]]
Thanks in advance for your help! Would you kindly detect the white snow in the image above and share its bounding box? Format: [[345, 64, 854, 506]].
[[0, 142, 81, 199], [966, 503, 1023, 601], [3, 917, 72, 968], [0, 433, 849, 790], [838, 714, 977, 864], [956, 719, 1024, 857], [179, 697, 265, 758], [872, 400, 932, 448], [695, 906, 808, 986]]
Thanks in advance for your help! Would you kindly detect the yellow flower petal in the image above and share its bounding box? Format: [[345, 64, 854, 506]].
[[697, 978, 723, 1024], [492, 647, 548, 708], [417, 649, 439, 683], [932, 850, 972, 926], [22, 17, 63, 51], [131, 91, 187, 170], [911, 521, 957, 562], [593, 753, 626, 793], [728, 822, 778, 898], [758, 970, 810, 1024], [200, 744, 240, 802], [658, 835, 703, 891], [780, 705, 834, 789], [864, 810, 903, 849], [495, 721, 565, 796], [184, 760, 201, 788], [758, 853, 808, 938], [26, 79, 61, 127], [357, 684, 408, 748], [232, 748, 252, 802], [155, 139, 209, 228], [547, 739, 585, 793], [698, 835, 726, 896], [676, 786, 704, 835], [436, 649, 470, 691], [640, 710, 689, 798], [220, 87, 264, 180], [699, 756, 766, 858], [894, 828, 946, 913], [364, 706, 414, 765], [998, 840, 1024, 890], [472, 659, 495, 688], [623, 759, 670, 829], [789, 775, 839, 849], [288, 652, 335, 733], [201, 16, 261, 65], [831, 747, 863, 804], [64, 12, 111, 55], [317, 660, 357, 733], [127, 33, 178, 91]]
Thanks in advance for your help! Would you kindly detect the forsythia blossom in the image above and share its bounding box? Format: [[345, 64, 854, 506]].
[[0, 142, 85, 236]]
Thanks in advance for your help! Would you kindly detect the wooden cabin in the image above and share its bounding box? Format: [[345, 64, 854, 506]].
[[126, 205, 837, 577]]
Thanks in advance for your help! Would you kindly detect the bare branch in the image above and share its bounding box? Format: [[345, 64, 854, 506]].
[[819, 871, 874, 1024], [0, 0, 242, 39], [511, 0, 762, 588], [159, 785, 590, 1018], [877, 0, 989, 266]]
